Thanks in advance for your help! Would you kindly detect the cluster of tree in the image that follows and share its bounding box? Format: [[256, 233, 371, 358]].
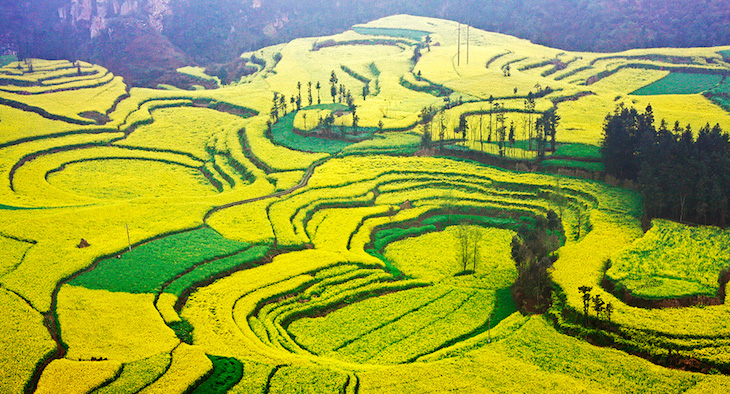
[[510, 212, 563, 314], [450, 91, 559, 159], [455, 225, 483, 273], [269, 71, 362, 136], [578, 285, 614, 323], [601, 104, 730, 227]]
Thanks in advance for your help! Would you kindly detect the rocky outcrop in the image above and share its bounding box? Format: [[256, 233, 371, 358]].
[[58, 0, 171, 38]]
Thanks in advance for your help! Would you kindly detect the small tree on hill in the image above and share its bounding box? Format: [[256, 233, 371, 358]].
[[578, 285, 592, 318], [270, 93, 279, 121], [508, 121, 516, 156], [352, 111, 359, 135], [593, 294, 605, 318], [457, 225, 471, 272], [316, 81, 321, 104], [457, 116, 468, 141], [307, 82, 313, 106], [279, 94, 287, 116], [330, 71, 338, 103]]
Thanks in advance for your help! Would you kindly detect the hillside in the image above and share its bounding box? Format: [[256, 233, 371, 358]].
[[1, 15, 730, 393], [2, 1, 729, 86]]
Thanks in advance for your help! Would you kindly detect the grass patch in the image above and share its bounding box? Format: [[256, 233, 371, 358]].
[[0, 55, 17, 67], [372, 225, 438, 251], [606, 219, 730, 299], [191, 356, 243, 394], [169, 319, 194, 345], [69, 228, 250, 293], [552, 144, 602, 160], [164, 245, 270, 296], [270, 111, 354, 153], [631, 72, 722, 95], [352, 26, 430, 41], [422, 214, 518, 229], [540, 159, 605, 172]]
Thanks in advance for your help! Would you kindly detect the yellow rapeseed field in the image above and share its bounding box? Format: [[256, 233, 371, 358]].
[[1, 13, 730, 394]]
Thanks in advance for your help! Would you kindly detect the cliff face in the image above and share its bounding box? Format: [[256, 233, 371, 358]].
[[57, 0, 172, 38]]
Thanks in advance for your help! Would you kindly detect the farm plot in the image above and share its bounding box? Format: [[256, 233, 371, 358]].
[[605, 219, 730, 300], [4, 14, 730, 394], [632, 73, 723, 95]]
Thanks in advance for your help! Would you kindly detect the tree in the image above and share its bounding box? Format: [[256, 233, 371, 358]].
[[420, 110, 433, 149], [329, 71, 338, 103], [279, 94, 287, 115], [578, 286, 592, 318], [322, 112, 335, 134], [346, 90, 355, 112], [457, 116, 469, 141], [543, 108, 561, 152], [508, 121, 516, 156], [411, 45, 422, 63], [470, 227, 483, 271], [534, 108, 559, 159], [316, 81, 321, 104], [524, 93, 536, 151], [424, 35, 432, 51], [487, 96, 495, 143], [601, 104, 641, 179], [362, 83, 370, 100], [535, 115, 546, 160], [592, 294, 605, 318], [511, 215, 562, 314], [479, 114, 484, 152], [496, 104, 506, 157], [457, 225, 472, 272], [297, 81, 302, 101], [307, 82, 313, 106], [352, 111, 359, 135], [437, 110, 447, 150], [605, 302, 613, 323], [270, 92, 280, 121]]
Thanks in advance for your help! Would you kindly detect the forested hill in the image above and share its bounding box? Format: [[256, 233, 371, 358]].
[[2, 0, 729, 86]]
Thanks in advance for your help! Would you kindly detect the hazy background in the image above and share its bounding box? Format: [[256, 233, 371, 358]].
[[2, 0, 728, 86]]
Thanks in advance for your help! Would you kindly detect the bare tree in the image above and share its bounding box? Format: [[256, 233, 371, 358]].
[[457, 225, 471, 272], [470, 227, 483, 272]]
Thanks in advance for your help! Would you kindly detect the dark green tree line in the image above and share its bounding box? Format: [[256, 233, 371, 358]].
[[601, 104, 730, 226]]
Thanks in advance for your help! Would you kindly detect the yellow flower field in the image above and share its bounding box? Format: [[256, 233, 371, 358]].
[[1, 13, 730, 394]]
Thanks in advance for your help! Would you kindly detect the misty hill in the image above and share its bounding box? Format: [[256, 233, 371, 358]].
[[1, 0, 729, 87]]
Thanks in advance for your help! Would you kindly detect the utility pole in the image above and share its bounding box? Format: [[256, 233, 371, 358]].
[[466, 24, 470, 64], [125, 223, 132, 252], [457, 23, 461, 66], [479, 114, 484, 152]]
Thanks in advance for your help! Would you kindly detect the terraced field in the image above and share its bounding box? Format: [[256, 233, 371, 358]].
[[1, 15, 730, 394]]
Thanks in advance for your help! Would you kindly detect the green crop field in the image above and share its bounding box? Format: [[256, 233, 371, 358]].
[[631, 72, 723, 95], [1, 14, 730, 394], [606, 219, 730, 300]]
